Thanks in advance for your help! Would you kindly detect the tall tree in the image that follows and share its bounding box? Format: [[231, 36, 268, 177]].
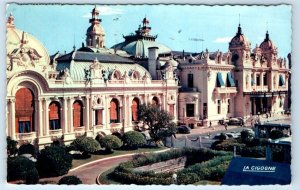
[[138, 104, 177, 144]]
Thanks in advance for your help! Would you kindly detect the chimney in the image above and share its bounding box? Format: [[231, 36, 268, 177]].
[[148, 47, 159, 79]]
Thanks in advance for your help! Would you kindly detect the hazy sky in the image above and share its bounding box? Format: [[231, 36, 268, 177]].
[[6, 4, 291, 57]]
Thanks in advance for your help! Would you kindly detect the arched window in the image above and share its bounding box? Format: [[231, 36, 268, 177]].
[[73, 100, 83, 127], [49, 101, 61, 130], [152, 97, 159, 107], [15, 88, 35, 133], [132, 98, 139, 121], [110, 99, 119, 123]]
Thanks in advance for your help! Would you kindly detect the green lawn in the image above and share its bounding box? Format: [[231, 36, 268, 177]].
[[72, 147, 168, 169]]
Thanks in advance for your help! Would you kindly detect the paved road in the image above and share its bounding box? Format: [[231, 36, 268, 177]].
[[40, 154, 134, 184]]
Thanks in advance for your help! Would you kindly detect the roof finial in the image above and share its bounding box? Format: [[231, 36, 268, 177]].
[[237, 14, 242, 35], [239, 13, 240, 26]]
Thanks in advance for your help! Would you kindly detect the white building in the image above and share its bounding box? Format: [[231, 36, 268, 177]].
[[6, 8, 178, 147]]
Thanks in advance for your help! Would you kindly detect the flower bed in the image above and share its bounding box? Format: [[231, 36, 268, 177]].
[[111, 148, 232, 185]]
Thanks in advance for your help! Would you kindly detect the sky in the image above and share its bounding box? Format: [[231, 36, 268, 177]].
[[6, 4, 291, 58]]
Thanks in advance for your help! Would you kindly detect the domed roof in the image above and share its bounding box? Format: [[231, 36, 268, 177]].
[[114, 40, 171, 58], [6, 15, 50, 65], [229, 24, 251, 49], [259, 31, 277, 52], [86, 24, 105, 35]]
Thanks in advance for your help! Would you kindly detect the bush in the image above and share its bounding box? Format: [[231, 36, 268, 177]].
[[18, 143, 36, 157], [37, 146, 72, 177], [219, 133, 227, 141], [122, 131, 146, 149], [58, 176, 82, 185], [239, 146, 266, 158], [270, 129, 284, 140], [71, 135, 101, 155], [240, 130, 254, 143], [7, 156, 39, 184], [7, 136, 18, 156], [177, 173, 199, 184], [98, 135, 123, 153]]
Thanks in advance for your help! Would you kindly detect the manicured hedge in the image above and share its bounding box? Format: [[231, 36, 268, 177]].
[[177, 155, 232, 184], [58, 176, 82, 185], [112, 148, 231, 185]]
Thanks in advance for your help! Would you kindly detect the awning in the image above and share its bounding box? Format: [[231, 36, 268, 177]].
[[221, 157, 291, 185], [216, 72, 225, 87], [279, 75, 285, 86], [227, 72, 236, 87]]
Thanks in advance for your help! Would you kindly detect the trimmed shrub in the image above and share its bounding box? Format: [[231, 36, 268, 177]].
[[37, 146, 72, 177], [7, 136, 18, 156], [122, 131, 146, 149], [239, 146, 266, 158], [71, 135, 101, 155], [18, 143, 36, 157], [219, 133, 227, 141], [98, 135, 123, 153], [177, 173, 199, 184], [58, 176, 82, 185], [270, 129, 284, 140], [7, 156, 39, 184]]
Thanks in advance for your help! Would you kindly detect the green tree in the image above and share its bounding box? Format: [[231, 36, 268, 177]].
[[98, 135, 122, 153], [122, 131, 146, 149], [7, 136, 18, 157], [240, 130, 254, 143], [71, 135, 101, 156], [138, 104, 177, 144], [37, 146, 72, 177], [7, 156, 39, 184]]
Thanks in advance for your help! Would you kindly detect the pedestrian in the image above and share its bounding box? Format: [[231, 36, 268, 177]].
[[224, 123, 228, 130], [209, 121, 212, 128]]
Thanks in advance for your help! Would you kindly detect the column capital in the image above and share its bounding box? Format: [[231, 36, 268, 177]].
[[8, 98, 15, 103]]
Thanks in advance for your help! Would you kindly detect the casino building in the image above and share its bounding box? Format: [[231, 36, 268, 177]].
[[6, 8, 178, 146], [6, 6, 290, 146]]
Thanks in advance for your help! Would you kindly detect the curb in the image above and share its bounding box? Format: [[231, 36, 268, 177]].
[[70, 148, 170, 172], [94, 148, 171, 185]]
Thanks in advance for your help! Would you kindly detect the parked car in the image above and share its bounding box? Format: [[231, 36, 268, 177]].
[[225, 132, 240, 139], [227, 117, 244, 126], [213, 133, 228, 140], [177, 125, 191, 134]]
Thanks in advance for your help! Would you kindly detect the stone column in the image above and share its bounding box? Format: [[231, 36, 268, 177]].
[[260, 72, 263, 88], [85, 96, 90, 132], [38, 98, 44, 137], [69, 97, 74, 133], [62, 97, 68, 134], [106, 96, 110, 129], [123, 95, 127, 130], [10, 98, 16, 139], [44, 99, 50, 136]]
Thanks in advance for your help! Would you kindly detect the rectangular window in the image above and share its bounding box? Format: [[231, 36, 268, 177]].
[[256, 74, 260, 86], [217, 100, 221, 114], [227, 99, 230, 113], [188, 73, 194, 88], [263, 73, 268, 86], [18, 121, 31, 133], [186, 104, 195, 117], [49, 120, 59, 130]]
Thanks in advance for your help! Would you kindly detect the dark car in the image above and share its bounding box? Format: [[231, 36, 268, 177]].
[[227, 117, 244, 126], [177, 126, 191, 134]]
